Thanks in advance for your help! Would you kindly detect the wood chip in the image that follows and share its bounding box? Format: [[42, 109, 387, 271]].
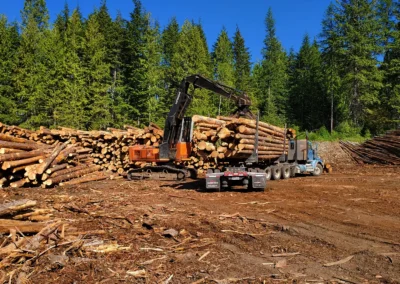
[[198, 251, 210, 261], [323, 255, 354, 267], [272, 252, 300, 257]]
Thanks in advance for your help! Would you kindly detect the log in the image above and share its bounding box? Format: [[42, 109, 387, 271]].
[[0, 199, 37, 217], [0, 148, 26, 154], [10, 178, 28, 188], [237, 144, 285, 152], [59, 173, 109, 186], [194, 131, 208, 141], [236, 125, 285, 138], [237, 135, 286, 144], [237, 117, 285, 134], [217, 127, 232, 139], [50, 164, 87, 178], [2, 155, 44, 170], [0, 219, 45, 234], [236, 149, 283, 155], [44, 165, 101, 186], [205, 142, 216, 152], [0, 140, 42, 151], [46, 163, 68, 175], [197, 141, 207, 150], [0, 134, 35, 144], [0, 149, 43, 162], [37, 140, 70, 174], [192, 115, 225, 125], [50, 146, 76, 166]]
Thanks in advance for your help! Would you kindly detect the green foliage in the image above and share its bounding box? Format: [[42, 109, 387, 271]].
[[232, 26, 251, 92], [0, 0, 398, 137], [0, 16, 19, 125], [212, 27, 235, 115], [288, 35, 327, 130], [255, 8, 288, 125], [170, 20, 214, 116]]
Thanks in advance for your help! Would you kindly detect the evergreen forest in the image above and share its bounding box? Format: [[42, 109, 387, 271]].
[[1, 0, 400, 138]]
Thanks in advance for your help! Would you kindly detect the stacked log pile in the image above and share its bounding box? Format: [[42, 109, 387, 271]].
[[188, 115, 289, 173], [0, 122, 163, 187], [0, 133, 104, 188], [340, 129, 400, 165], [0, 115, 289, 185]]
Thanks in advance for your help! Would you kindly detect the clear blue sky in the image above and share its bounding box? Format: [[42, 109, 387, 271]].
[[1, 0, 332, 62]]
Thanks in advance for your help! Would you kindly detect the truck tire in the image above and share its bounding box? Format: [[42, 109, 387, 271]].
[[290, 166, 296, 178], [312, 164, 323, 176], [265, 167, 272, 180], [281, 166, 290, 179], [271, 166, 281, 180]]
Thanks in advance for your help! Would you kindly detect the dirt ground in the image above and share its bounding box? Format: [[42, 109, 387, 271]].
[[1, 162, 400, 284]]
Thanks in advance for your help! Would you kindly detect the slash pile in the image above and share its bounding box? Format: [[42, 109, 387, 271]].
[[187, 115, 289, 173], [340, 129, 400, 165]]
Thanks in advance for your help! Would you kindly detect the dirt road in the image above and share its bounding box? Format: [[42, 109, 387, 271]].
[[1, 165, 399, 283]]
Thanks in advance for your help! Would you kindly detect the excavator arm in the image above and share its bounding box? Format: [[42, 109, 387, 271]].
[[160, 74, 253, 160]]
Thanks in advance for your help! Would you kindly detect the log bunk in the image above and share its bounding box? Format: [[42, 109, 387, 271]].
[[0, 115, 290, 187], [340, 129, 400, 165]]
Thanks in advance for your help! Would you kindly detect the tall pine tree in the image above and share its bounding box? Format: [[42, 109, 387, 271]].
[[232, 26, 251, 92], [0, 16, 19, 124], [170, 20, 214, 116], [256, 8, 288, 125], [212, 27, 235, 115], [288, 35, 327, 130]]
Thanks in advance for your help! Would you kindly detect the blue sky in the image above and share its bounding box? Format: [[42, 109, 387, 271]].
[[1, 0, 332, 62]]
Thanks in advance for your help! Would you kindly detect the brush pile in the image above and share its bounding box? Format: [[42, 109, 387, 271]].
[[188, 115, 289, 173], [340, 129, 400, 165]]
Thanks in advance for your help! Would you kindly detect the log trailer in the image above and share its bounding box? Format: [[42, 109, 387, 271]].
[[127, 74, 325, 191]]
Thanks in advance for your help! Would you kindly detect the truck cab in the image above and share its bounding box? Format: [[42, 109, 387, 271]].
[[288, 139, 324, 176]]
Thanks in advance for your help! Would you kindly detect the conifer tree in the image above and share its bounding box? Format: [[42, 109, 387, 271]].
[[232, 26, 251, 92], [15, 0, 52, 128], [160, 17, 180, 113], [54, 8, 87, 129], [83, 13, 112, 130], [0, 16, 19, 124], [256, 7, 288, 125], [288, 35, 326, 130], [320, 2, 343, 132], [170, 20, 214, 116], [143, 17, 165, 125], [381, 0, 400, 127], [161, 17, 179, 66], [336, 0, 383, 127], [212, 27, 235, 115], [123, 0, 149, 124]]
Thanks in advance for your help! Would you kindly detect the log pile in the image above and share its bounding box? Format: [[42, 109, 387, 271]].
[[187, 115, 289, 173], [1, 115, 289, 186], [340, 129, 400, 165], [0, 122, 163, 187], [0, 131, 103, 188]]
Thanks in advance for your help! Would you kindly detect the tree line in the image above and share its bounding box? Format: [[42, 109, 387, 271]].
[[0, 0, 399, 136]]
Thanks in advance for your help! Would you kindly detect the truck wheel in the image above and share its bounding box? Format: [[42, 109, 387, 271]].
[[271, 166, 281, 180], [290, 166, 296, 178], [312, 164, 323, 176], [281, 166, 290, 179], [265, 167, 272, 180]]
